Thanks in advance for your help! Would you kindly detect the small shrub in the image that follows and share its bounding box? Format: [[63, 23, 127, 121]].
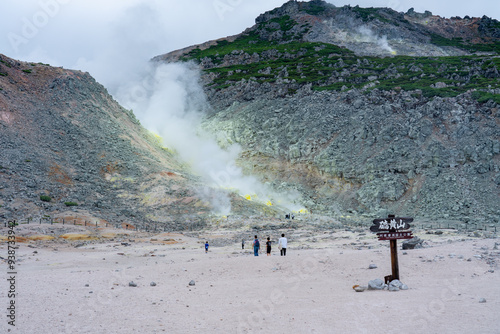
[[304, 3, 326, 15], [471, 91, 500, 104], [0, 72, 7, 76], [40, 195, 52, 202], [0, 60, 11, 67], [22, 69, 32, 74], [64, 202, 78, 207]]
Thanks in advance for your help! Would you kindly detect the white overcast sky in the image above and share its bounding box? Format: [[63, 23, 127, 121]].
[[1, 0, 498, 90]]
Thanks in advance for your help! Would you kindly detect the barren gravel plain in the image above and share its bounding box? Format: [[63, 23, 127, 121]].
[[1, 223, 499, 334]]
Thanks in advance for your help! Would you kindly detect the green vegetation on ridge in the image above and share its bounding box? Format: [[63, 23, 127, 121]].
[[430, 33, 500, 54], [178, 12, 500, 103]]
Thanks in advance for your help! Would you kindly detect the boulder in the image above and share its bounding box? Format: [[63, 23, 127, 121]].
[[354, 286, 367, 292], [368, 278, 386, 290], [402, 236, 423, 250], [388, 279, 408, 291]]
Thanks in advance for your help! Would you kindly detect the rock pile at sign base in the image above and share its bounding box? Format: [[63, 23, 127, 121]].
[[367, 279, 408, 291]]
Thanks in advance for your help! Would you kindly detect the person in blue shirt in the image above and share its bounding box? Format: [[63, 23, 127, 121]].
[[205, 241, 209, 253], [253, 235, 260, 256]]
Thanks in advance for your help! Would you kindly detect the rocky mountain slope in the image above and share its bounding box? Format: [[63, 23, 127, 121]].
[[0, 54, 277, 228], [1, 1, 499, 228], [155, 0, 500, 225]]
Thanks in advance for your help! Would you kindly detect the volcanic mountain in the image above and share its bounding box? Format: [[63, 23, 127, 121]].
[[153, 0, 500, 225]]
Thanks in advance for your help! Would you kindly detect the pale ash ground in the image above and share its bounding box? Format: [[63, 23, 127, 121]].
[[0, 225, 499, 334]]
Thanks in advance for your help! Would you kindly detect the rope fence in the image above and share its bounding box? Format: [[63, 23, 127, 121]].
[[3, 217, 174, 233], [3, 217, 499, 236]]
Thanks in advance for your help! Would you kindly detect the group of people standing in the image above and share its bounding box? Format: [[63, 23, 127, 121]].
[[244, 234, 287, 256]]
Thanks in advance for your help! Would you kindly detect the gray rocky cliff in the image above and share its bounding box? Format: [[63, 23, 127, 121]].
[[202, 85, 499, 224]]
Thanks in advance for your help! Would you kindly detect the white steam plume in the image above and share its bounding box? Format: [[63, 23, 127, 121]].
[[116, 62, 304, 215], [357, 26, 395, 54]]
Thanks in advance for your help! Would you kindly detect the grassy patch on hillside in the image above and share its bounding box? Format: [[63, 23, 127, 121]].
[[430, 33, 500, 54], [40, 195, 52, 202], [471, 91, 500, 104]]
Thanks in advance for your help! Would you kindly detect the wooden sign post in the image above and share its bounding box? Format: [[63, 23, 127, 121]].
[[370, 214, 414, 281]]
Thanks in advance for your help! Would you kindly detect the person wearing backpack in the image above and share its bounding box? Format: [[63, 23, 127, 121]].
[[253, 235, 260, 256]]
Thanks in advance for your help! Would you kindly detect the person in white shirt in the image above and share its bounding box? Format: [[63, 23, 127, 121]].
[[278, 233, 287, 256]]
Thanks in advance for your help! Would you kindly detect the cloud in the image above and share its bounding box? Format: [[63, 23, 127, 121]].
[[0, 0, 288, 76]]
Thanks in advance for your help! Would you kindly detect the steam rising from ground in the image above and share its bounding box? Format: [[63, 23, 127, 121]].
[[117, 62, 303, 215], [357, 26, 395, 54]]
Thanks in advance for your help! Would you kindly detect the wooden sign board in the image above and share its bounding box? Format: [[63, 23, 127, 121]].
[[377, 231, 413, 241], [370, 217, 413, 232], [371, 215, 414, 281]]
